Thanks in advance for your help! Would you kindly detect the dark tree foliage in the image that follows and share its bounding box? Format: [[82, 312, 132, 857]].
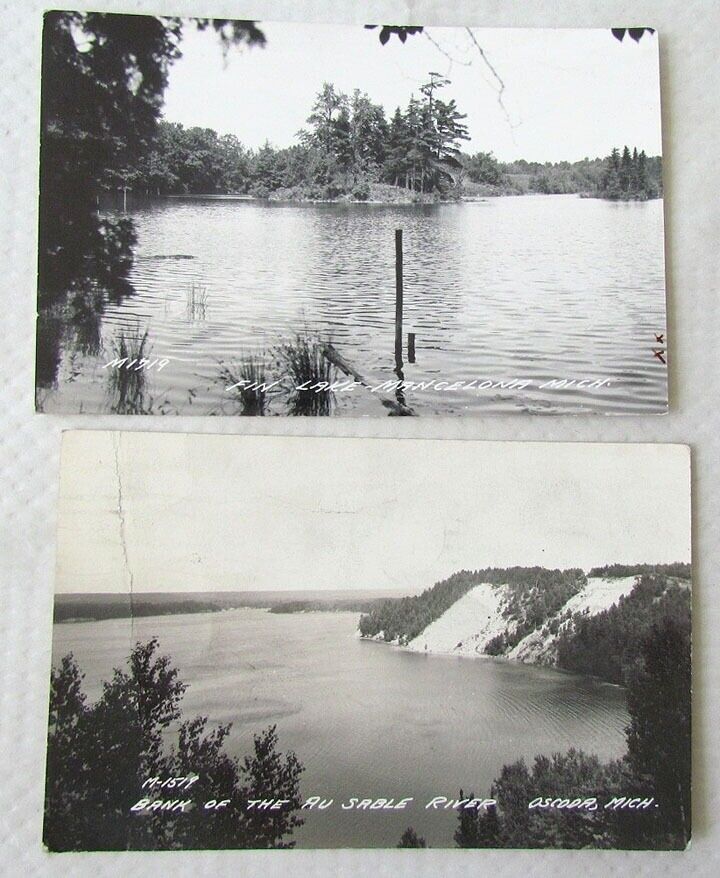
[[358, 567, 585, 645], [624, 618, 692, 849], [129, 75, 470, 199], [53, 599, 225, 623], [597, 145, 661, 200], [556, 574, 690, 684], [38, 11, 266, 305], [44, 638, 304, 851], [397, 826, 428, 847], [454, 751, 627, 849], [455, 598, 691, 850], [463, 151, 507, 185], [453, 790, 500, 848]]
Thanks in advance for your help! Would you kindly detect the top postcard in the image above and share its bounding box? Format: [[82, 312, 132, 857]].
[[35, 14, 667, 416]]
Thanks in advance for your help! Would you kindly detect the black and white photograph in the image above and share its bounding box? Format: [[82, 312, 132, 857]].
[[36, 13, 667, 416], [45, 432, 691, 850]]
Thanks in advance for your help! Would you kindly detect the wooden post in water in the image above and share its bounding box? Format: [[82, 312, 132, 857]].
[[408, 332, 416, 363], [395, 229, 403, 367]]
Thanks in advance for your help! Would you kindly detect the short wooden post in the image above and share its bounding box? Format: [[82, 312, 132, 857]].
[[395, 229, 403, 366], [408, 332, 416, 363]]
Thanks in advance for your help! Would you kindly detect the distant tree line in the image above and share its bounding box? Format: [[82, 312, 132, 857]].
[[53, 598, 226, 623], [54, 593, 391, 623], [124, 115, 662, 204], [587, 562, 690, 579], [269, 598, 386, 614], [467, 151, 662, 198]]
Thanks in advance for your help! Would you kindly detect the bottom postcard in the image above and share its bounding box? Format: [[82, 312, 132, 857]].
[[45, 432, 691, 850]]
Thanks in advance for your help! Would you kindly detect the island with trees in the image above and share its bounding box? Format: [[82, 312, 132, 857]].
[[121, 87, 662, 203]]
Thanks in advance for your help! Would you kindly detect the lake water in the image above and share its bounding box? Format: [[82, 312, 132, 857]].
[[39, 194, 667, 416], [52, 608, 629, 847]]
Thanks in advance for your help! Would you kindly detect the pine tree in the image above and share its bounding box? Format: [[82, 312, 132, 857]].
[[637, 150, 650, 196], [333, 105, 353, 176], [630, 146, 640, 192], [397, 827, 428, 848], [602, 148, 622, 198], [384, 107, 409, 186], [620, 145, 633, 192], [348, 90, 387, 182], [454, 791, 500, 848]]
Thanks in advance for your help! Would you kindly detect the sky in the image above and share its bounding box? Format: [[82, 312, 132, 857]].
[[161, 23, 663, 163], [55, 433, 690, 595]]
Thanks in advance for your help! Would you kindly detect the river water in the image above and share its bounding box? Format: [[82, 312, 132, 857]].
[[52, 608, 629, 847], [39, 194, 667, 416]]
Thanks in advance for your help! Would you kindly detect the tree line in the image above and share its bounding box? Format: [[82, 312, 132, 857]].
[[357, 567, 586, 645], [587, 562, 690, 579], [122, 112, 663, 204], [127, 74, 471, 201]]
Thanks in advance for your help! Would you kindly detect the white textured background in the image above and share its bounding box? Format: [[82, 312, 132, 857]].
[[1, 1, 718, 875]]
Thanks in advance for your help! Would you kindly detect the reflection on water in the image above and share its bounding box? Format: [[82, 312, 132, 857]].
[[53, 608, 629, 848], [37, 195, 667, 415]]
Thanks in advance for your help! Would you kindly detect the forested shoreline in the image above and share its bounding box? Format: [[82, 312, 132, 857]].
[[117, 81, 662, 204], [358, 563, 690, 686], [358, 567, 587, 645], [54, 592, 389, 622]]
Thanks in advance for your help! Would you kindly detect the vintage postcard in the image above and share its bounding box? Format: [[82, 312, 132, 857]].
[[36, 13, 667, 416], [45, 432, 690, 850]]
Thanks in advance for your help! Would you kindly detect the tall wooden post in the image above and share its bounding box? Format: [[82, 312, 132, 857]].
[[395, 229, 403, 367]]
